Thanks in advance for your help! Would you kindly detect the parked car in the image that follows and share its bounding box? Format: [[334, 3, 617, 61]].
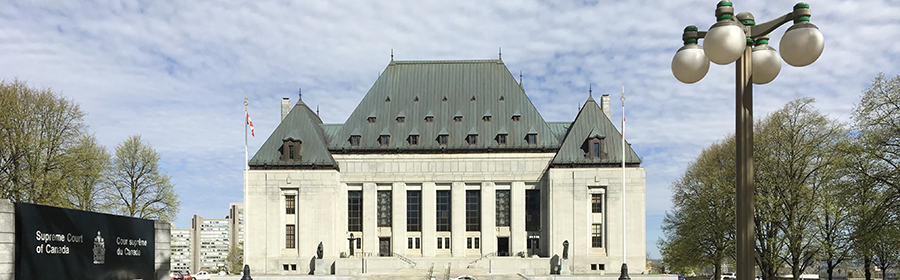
[[453, 276, 477, 280], [194, 271, 211, 280], [712, 273, 737, 280], [169, 272, 184, 280]]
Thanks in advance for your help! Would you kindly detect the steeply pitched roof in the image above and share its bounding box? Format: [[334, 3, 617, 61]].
[[551, 95, 641, 166], [248, 99, 337, 169], [330, 59, 559, 152]]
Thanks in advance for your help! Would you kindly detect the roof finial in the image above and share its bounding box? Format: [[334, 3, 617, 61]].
[[316, 105, 320, 116], [519, 70, 523, 86], [499, 47, 502, 60], [391, 49, 394, 61], [589, 84, 593, 98], [298, 87, 302, 101]]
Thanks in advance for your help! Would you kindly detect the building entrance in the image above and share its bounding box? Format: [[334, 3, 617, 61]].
[[379, 238, 390, 256], [497, 237, 510, 256]]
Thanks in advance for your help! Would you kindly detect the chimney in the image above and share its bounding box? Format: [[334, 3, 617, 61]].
[[281, 98, 291, 121], [601, 94, 611, 120]]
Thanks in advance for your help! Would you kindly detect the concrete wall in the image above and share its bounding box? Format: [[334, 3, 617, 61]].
[[0, 200, 13, 280], [155, 221, 172, 280]]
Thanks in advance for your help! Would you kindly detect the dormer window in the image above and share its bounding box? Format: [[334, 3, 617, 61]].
[[466, 135, 478, 145], [512, 115, 521, 122], [281, 139, 302, 162], [408, 135, 419, 146], [483, 116, 492, 122], [397, 117, 405, 123], [496, 134, 507, 145], [425, 116, 434, 123], [367, 117, 376, 123], [379, 135, 390, 146], [586, 137, 607, 159], [350, 135, 361, 146], [437, 135, 448, 146], [525, 133, 537, 145], [454, 116, 463, 122]]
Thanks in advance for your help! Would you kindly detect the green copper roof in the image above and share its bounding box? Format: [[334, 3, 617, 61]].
[[330, 59, 559, 152], [249, 59, 642, 169], [551, 95, 641, 166], [248, 100, 337, 169]]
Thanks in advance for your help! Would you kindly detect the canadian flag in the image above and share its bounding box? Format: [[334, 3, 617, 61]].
[[246, 111, 255, 137]]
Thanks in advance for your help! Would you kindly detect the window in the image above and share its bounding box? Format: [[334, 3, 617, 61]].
[[397, 117, 405, 123], [454, 116, 463, 122], [592, 264, 606, 270], [587, 137, 607, 159], [437, 135, 449, 146], [348, 191, 362, 231], [408, 237, 420, 249], [367, 117, 376, 123], [291, 264, 297, 271], [436, 237, 450, 249], [496, 134, 507, 145], [349, 135, 361, 146], [285, 225, 295, 248], [436, 190, 451, 231], [407, 190, 421, 231], [496, 190, 510, 226], [592, 224, 603, 247], [512, 115, 521, 121], [466, 190, 481, 231], [525, 134, 537, 145], [467, 237, 481, 249], [592, 194, 603, 213], [408, 135, 419, 146], [527, 236, 540, 249], [281, 139, 301, 161], [377, 190, 391, 227], [483, 116, 492, 122], [285, 195, 296, 214], [379, 135, 390, 146], [425, 116, 434, 122], [466, 134, 478, 145], [525, 190, 541, 231]]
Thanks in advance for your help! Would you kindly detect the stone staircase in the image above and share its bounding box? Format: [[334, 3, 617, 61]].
[[354, 267, 524, 280]]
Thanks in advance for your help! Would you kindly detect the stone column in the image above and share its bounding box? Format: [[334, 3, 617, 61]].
[[451, 182, 466, 257], [155, 221, 172, 280], [0, 200, 15, 280], [480, 182, 496, 256], [391, 183, 407, 256], [363, 183, 378, 255], [421, 182, 437, 257], [510, 182, 526, 256]]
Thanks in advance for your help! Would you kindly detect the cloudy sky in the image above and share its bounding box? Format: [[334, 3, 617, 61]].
[[2, 0, 898, 258]]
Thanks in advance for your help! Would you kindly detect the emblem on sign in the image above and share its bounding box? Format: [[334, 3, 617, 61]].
[[93, 231, 105, 265]]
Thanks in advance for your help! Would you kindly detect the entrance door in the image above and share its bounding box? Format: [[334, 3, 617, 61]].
[[379, 238, 391, 257], [497, 237, 510, 256]]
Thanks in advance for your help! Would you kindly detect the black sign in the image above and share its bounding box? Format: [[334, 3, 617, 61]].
[[15, 203, 156, 280]]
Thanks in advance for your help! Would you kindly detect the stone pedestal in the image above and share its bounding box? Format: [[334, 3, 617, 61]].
[[314, 259, 328, 275], [561, 259, 571, 275]]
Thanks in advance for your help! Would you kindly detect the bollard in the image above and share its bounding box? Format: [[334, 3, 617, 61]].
[[241, 264, 252, 280]]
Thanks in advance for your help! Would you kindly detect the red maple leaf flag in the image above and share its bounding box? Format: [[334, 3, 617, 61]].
[[246, 111, 255, 137]]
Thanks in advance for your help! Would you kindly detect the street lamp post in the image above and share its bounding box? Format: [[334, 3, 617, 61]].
[[671, 2, 824, 280]]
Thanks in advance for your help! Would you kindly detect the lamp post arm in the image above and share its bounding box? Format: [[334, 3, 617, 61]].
[[749, 13, 794, 39]]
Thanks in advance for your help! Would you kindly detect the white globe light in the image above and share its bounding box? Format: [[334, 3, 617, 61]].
[[780, 22, 824, 67], [752, 44, 781, 84], [672, 45, 710, 84], [704, 23, 746, 65]]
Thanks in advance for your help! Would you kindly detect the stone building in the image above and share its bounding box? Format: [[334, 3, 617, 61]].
[[244, 59, 645, 276]]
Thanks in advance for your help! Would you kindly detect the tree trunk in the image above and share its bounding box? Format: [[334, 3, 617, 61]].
[[865, 256, 872, 280]]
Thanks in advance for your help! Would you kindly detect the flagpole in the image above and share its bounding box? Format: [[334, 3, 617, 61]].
[[243, 93, 249, 269], [620, 86, 629, 280]]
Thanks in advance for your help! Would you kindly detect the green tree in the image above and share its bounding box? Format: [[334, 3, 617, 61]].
[[0, 79, 106, 207], [849, 73, 900, 280], [226, 243, 243, 274], [660, 138, 735, 279], [63, 134, 111, 211], [755, 98, 845, 280], [104, 135, 179, 221]]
